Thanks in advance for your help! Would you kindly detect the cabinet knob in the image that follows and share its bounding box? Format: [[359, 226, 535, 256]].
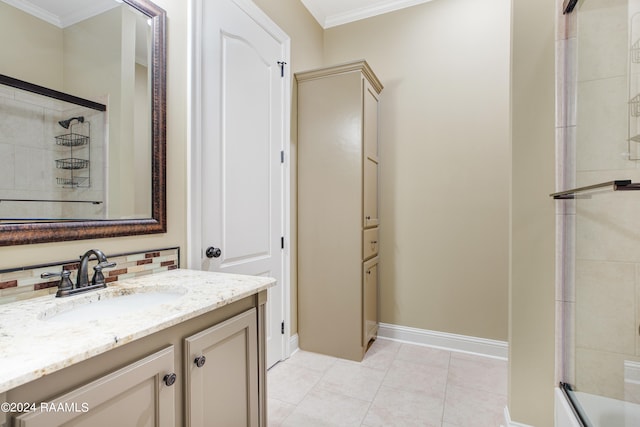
[[205, 247, 222, 258], [194, 355, 206, 368], [163, 373, 177, 386]]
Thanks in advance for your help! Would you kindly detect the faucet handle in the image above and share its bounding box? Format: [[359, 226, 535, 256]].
[[41, 269, 73, 294], [96, 261, 117, 270], [92, 261, 116, 286]]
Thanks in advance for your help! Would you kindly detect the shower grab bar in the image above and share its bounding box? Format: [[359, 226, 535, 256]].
[[550, 180, 640, 199], [0, 199, 102, 204]]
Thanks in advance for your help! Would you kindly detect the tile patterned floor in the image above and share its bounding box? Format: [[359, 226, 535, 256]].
[[267, 338, 507, 427]]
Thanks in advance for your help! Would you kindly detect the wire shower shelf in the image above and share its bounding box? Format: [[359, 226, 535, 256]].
[[55, 133, 89, 147], [55, 158, 89, 170]]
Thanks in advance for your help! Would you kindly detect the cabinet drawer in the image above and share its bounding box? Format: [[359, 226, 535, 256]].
[[363, 228, 379, 260]]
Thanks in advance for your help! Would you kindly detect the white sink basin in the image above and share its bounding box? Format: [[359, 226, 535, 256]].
[[40, 288, 186, 323]]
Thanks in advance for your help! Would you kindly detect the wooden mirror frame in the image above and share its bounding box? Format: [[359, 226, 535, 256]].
[[0, 0, 166, 246]]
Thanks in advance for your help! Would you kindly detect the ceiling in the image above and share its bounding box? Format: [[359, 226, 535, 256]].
[[3, 0, 433, 30], [300, 0, 433, 28], [1, 0, 118, 28]]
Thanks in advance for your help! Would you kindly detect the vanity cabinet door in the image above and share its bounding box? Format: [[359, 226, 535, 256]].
[[185, 308, 259, 427], [13, 346, 175, 427]]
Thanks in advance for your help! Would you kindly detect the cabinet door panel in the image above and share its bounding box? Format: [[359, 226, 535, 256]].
[[185, 308, 258, 427], [364, 158, 379, 228], [14, 347, 175, 427], [363, 79, 379, 229], [363, 257, 379, 347], [363, 81, 379, 163]]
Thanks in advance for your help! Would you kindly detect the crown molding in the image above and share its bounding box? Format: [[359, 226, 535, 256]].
[[2, 0, 118, 28], [301, 0, 435, 29], [1, 0, 61, 27]]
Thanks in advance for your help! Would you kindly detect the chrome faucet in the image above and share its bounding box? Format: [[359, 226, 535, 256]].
[[41, 249, 116, 297]]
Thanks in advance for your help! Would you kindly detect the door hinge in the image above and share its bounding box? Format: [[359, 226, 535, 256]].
[[281, 321, 285, 334], [281, 236, 284, 249], [281, 150, 284, 163], [277, 61, 287, 77]]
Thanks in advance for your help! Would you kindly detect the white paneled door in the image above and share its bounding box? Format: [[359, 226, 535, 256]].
[[194, 0, 289, 368]]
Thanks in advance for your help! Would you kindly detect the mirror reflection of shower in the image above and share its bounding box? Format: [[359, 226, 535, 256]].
[[58, 116, 84, 129]]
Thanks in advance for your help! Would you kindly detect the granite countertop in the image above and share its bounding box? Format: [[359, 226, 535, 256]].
[[0, 269, 275, 394]]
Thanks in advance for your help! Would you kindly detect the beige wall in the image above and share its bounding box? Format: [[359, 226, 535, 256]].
[[510, 0, 556, 425], [63, 7, 137, 218], [0, 2, 63, 90], [0, 2, 560, 423], [134, 63, 152, 217], [323, 0, 511, 341], [0, 0, 187, 269], [253, 0, 324, 72], [250, 0, 325, 335]]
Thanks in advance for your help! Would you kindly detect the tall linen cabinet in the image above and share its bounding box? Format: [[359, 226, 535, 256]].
[[296, 60, 383, 361]]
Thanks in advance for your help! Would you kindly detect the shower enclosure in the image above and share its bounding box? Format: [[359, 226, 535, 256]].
[[557, 0, 640, 425]]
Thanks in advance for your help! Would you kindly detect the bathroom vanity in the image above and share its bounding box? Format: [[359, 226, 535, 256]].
[[0, 269, 274, 427]]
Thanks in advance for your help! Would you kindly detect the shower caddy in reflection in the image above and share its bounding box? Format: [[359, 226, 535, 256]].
[[628, 13, 640, 159], [55, 116, 91, 188]]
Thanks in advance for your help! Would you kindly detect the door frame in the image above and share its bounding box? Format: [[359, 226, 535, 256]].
[[187, 0, 292, 361]]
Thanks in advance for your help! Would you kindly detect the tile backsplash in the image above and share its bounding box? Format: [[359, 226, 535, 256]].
[[0, 247, 179, 305]]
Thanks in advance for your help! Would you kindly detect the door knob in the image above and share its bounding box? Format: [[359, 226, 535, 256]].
[[206, 247, 222, 258], [163, 373, 177, 386], [194, 356, 206, 368]]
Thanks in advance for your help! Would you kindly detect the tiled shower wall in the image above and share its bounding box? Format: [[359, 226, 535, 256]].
[[0, 247, 179, 305], [0, 83, 106, 220], [557, 0, 640, 402]]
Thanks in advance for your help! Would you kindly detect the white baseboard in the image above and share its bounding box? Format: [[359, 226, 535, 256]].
[[377, 322, 508, 360], [503, 406, 535, 427], [289, 333, 299, 356]]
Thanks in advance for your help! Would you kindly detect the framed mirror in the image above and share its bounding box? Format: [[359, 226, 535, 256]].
[[0, 0, 166, 245]]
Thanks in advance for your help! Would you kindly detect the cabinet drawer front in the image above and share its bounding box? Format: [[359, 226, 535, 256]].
[[363, 228, 379, 260]]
